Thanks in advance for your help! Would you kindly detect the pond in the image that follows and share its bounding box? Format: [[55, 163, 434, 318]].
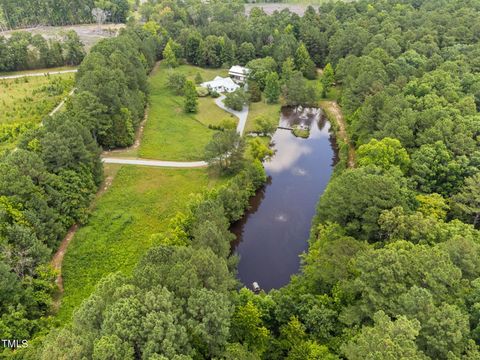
[[231, 106, 337, 291]]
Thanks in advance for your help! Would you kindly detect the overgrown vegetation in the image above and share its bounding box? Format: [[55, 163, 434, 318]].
[[0, 25, 160, 354], [57, 165, 227, 323], [0, 73, 74, 151]]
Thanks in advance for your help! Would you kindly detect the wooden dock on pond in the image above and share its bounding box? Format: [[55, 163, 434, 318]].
[[277, 126, 293, 131]]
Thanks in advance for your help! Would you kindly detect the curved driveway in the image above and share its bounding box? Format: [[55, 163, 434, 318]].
[[102, 95, 249, 168], [215, 95, 249, 135]]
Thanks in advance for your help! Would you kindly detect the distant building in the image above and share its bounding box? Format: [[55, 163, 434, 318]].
[[200, 76, 240, 93], [229, 65, 250, 84]]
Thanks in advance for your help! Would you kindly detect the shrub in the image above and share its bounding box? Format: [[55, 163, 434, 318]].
[[196, 86, 209, 97], [207, 118, 236, 131], [210, 90, 220, 98], [220, 118, 237, 130], [195, 72, 203, 84], [167, 72, 187, 95], [224, 89, 248, 111]]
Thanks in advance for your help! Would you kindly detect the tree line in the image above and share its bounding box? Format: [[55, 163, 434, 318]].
[[0, 0, 130, 29], [248, 0, 480, 358], [0, 25, 161, 354], [0, 30, 85, 72], [137, 0, 480, 358]]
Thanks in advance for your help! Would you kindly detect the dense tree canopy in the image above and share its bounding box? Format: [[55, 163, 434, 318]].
[[0, 0, 130, 28], [0, 31, 85, 72], [3, 0, 480, 358]]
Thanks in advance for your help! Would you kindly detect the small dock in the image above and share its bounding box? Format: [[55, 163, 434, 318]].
[[277, 126, 293, 131]]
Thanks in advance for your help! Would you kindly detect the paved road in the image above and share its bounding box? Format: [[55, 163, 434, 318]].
[[0, 69, 78, 80], [215, 95, 249, 135], [102, 157, 207, 168]]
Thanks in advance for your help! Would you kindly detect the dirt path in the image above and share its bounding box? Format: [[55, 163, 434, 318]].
[[51, 174, 114, 311], [50, 62, 160, 310], [0, 69, 78, 80], [49, 88, 76, 116], [102, 106, 149, 156], [102, 62, 159, 157], [320, 100, 356, 168]]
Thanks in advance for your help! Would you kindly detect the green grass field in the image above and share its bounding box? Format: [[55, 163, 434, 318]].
[[139, 63, 229, 161], [246, 100, 282, 133], [0, 73, 74, 125], [197, 97, 237, 128], [58, 165, 227, 322]]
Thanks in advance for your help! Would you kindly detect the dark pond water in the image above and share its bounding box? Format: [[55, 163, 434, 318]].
[[231, 106, 337, 291]]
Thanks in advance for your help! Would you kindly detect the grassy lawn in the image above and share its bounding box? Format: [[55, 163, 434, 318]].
[[197, 97, 237, 128], [139, 63, 229, 161], [0, 73, 74, 125], [245, 99, 282, 133], [58, 165, 227, 322]]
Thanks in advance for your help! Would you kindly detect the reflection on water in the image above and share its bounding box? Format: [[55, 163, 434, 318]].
[[231, 107, 337, 291]]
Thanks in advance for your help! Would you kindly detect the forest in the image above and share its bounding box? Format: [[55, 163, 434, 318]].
[[0, 0, 129, 29], [0, 30, 85, 72], [1, 0, 480, 359]]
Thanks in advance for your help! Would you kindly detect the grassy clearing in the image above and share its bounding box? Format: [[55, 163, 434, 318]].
[[324, 85, 341, 101], [181, 65, 228, 81], [0, 73, 74, 125], [58, 165, 227, 322], [197, 97, 237, 128], [245, 100, 282, 133], [103, 147, 139, 158], [139, 63, 229, 161]]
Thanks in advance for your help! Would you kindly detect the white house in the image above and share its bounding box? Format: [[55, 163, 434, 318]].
[[200, 76, 240, 93], [229, 65, 250, 84]]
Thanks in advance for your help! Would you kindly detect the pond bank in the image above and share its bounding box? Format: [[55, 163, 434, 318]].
[[231, 106, 338, 291]]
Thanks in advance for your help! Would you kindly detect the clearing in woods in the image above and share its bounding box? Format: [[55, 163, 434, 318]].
[[55, 64, 233, 322], [57, 165, 228, 323], [138, 62, 232, 161], [0, 71, 75, 152], [0, 72, 74, 125]]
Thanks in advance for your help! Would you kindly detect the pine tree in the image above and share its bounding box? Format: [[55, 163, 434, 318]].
[[163, 41, 178, 68], [183, 80, 198, 113], [264, 72, 280, 104], [294, 43, 316, 79], [281, 57, 295, 82], [194, 72, 203, 84], [321, 63, 335, 98], [248, 80, 262, 102]]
